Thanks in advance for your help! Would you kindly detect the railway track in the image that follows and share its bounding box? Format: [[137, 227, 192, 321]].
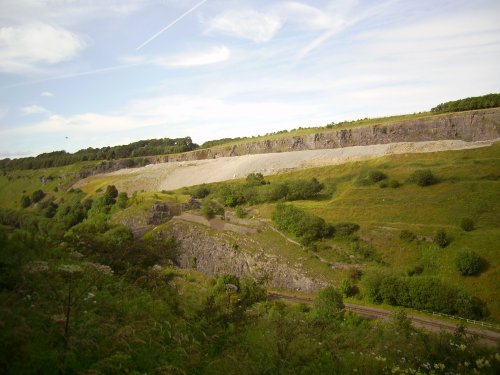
[[268, 292, 500, 346]]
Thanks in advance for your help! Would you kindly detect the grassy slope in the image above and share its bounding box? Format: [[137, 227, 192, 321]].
[[251, 142, 500, 320]]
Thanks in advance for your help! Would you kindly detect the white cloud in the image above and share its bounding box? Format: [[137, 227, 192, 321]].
[[21, 105, 49, 115], [0, 23, 86, 74], [153, 46, 231, 68], [206, 9, 282, 43], [41, 91, 54, 97], [0, 0, 143, 26]]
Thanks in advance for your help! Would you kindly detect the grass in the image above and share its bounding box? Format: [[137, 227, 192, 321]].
[[166, 142, 500, 320]]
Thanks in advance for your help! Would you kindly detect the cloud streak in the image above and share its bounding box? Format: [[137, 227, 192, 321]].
[[136, 0, 209, 50]]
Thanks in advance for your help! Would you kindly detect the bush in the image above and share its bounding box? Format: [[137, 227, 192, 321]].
[[246, 173, 266, 186], [339, 279, 358, 297], [388, 179, 400, 188], [285, 178, 323, 200], [456, 248, 484, 276], [272, 204, 333, 244], [460, 217, 474, 232], [201, 199, 224, 219], [356, 169, 387, 186], [191, 184, 210, 199], [334, 222, 360, 237], [362, 271, 486, 319], [434, 229, 450, 248], [116, 192, 128, 209], [399, 229, 416, 243], [20, 195, 31, 208], [235, 206, 246, 218], [217, 185, 246, 207], [312, 286, 344, 321], [408, 169, 437, 187], [31, 189, 45, 203], [103, 185, 118, 205]]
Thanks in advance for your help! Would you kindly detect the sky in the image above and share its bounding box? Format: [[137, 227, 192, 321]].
[[0, 0, 499, 159]]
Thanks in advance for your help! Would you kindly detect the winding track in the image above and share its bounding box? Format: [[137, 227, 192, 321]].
[[268, 292, 500, 346]]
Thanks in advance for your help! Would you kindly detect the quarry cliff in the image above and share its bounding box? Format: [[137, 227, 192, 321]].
[[149, 108, 500, 163]]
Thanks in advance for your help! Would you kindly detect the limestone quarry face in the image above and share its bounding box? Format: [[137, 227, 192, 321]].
[[150, 108, 500, 163], [156, 220, 326, 293]]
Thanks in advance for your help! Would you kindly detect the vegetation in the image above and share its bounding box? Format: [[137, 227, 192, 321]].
[[362, 271, 486, 319], [407, 169, 438, 186], [201, 199, 225, 219], [0, 137, 198, 171], [456, 248, 485, 276], [431, 93, 500, 113], [399, 229, 417, 243], [272, 204, 334, 244], [461, 217, 475, 232], [434, 229, 450, 248]]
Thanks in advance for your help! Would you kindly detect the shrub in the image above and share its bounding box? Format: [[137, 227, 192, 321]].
[[217, 185, 246, 207], [456, 248, 484, 276], [379, 181, 388, 188], [460, 217, 474, 232], [191, 184, 210, 199], [272, 204, 333, 244], [246, 173, 266, 186], [116, 192, 128, 209], [103, 185, 118, 205], [20, 195, 31, 208], [201, 199, 225, 219], [389, 179, 400, 188], [356, 169, 387, 186], [399, 229, 416, 243], [434, 229, 450, 248], [312, 286, 344, 321], [31, 189, 45, 203], [334, 222, 360, 237], [408, 169, 437, 187], [339, 279, 358, 297], [285, 178, 323, 200], [235, 206, 246, 218]]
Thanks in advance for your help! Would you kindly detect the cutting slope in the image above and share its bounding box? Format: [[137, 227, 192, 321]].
[[76, 139, 498, 194]]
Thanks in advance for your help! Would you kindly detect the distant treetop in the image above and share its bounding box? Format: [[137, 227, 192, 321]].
[[0, 137, 199, 171], [431, 93, 500, 113]]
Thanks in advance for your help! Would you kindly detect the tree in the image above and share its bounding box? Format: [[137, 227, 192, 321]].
[[311, 286, 344, 322], [32, 189, 45, 203], [460, 218, 474, 232], [456, 248, 484, 276], [116, 192, 128, 209], [20, 195, 31, 208], [103, 185, 118, 205], [434, 229, 450, 248]]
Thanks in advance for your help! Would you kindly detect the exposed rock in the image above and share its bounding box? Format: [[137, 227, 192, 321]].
[[148, 203, 180, 225], [161, 220, 327, 293], [147, 108, 500, 163]]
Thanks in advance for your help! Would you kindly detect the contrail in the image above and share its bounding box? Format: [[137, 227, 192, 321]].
[[136, 0, 209, 51]]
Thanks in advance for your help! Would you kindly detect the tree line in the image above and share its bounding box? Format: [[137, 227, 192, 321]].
[[431, 93, 500, 113], [0, 137, 199, 171]]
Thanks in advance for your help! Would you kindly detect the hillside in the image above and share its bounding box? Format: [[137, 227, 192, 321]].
[[1, 104, 500, 373]]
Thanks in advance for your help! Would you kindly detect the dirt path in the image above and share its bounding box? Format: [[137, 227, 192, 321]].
[[78, 139, 498, 194], [268, 292, 500, 346]]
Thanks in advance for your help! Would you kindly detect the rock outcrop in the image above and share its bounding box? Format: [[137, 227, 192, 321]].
[[147, 108, 500, 164], [159, 220, 326, 293]]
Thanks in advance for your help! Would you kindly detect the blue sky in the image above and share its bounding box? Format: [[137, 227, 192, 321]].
[[0, 0, 499, 158]]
